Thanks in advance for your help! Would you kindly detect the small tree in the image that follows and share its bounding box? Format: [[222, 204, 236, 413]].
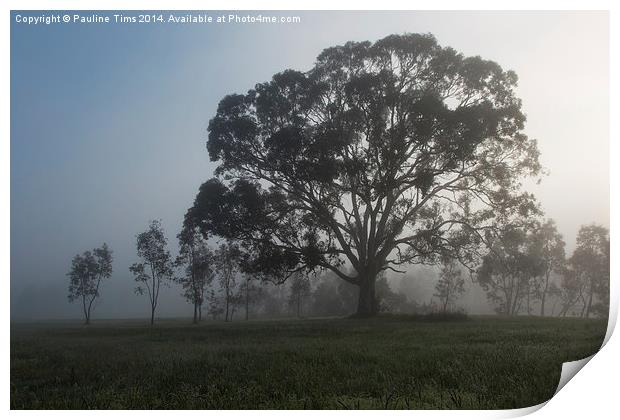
[[288, 272, 311, 318], [527, 219, 565, 316], [213, 243, 242, 322], [67, 243, 113, 324], [130, 220, 173, 325], [477, 226, 543, 316], [175, 220, 215, 323], [557, 266, 586, 317], [567, 224, 609, 318], [434, 259, 466, 314]]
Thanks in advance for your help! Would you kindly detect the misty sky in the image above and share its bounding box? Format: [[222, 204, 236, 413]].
[[10, 11, 609, 320]]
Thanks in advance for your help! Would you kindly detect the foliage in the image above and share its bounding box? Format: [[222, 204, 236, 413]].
[[129, 220, 174, 325], [562, 224, 609, 318], [191, 33, 542, 316], [175, 218, 215, 323], [67, 243, 113, 324], [557, 266, 586, 317], [212, 242, 243, 322], [527, 219, 565, 316], [477, 225, 544, 315]]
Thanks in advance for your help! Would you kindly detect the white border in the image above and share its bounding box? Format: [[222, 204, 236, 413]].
[[3, 1, 617, 419]]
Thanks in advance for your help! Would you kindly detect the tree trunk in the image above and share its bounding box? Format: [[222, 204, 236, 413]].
[[198, 304, 202, 322], [150, 265, 157, 326], [193, 302, 198, 324], [356, 274, 377, 317], [82, 295, 89, 325]]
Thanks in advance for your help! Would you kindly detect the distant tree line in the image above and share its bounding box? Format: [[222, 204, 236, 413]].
[[67, 219, 608, 325], [476, 221, 609, 318]]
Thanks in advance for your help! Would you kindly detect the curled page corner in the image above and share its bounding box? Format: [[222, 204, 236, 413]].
[[505, 360, 597, 420], [502, 401, 547, 418], [602, 308, 617, 347], [554, 354, 595, 396]]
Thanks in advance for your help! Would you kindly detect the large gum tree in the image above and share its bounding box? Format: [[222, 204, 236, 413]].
[[191, 33, 542, 317]]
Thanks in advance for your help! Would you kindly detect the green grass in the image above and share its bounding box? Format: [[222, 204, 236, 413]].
[[10, 315, 607, 409]]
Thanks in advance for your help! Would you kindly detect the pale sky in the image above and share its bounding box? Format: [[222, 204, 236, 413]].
[[10, 11, 609, 320]]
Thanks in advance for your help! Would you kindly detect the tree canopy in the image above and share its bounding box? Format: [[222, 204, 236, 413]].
[[477, 225, 545, 315], [569, 224, 609, 318], [191, 33, 542, 316]]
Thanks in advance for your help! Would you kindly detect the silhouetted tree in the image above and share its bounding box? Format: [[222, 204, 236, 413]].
[[557, 266, 585, 317], [175, 219, 215, 323], [477, 226, 543, 315], [130, 220, 173, 325], [591, 235, 610, 318], [547, 282, 563, 316], [213, 243, 242, 322], [192, 33, 541, 316], [568, 224, 609, 318], [288, 272, 311, 318], [527, 219, 565, 316], [433, 258, 466, 314], [67, 243, 113, 324]]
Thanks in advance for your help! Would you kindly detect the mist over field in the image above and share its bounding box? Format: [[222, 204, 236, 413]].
[[10, 11, 608, 321]]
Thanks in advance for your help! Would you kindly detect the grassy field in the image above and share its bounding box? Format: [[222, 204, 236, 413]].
[[10, 315, 607, 409]]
